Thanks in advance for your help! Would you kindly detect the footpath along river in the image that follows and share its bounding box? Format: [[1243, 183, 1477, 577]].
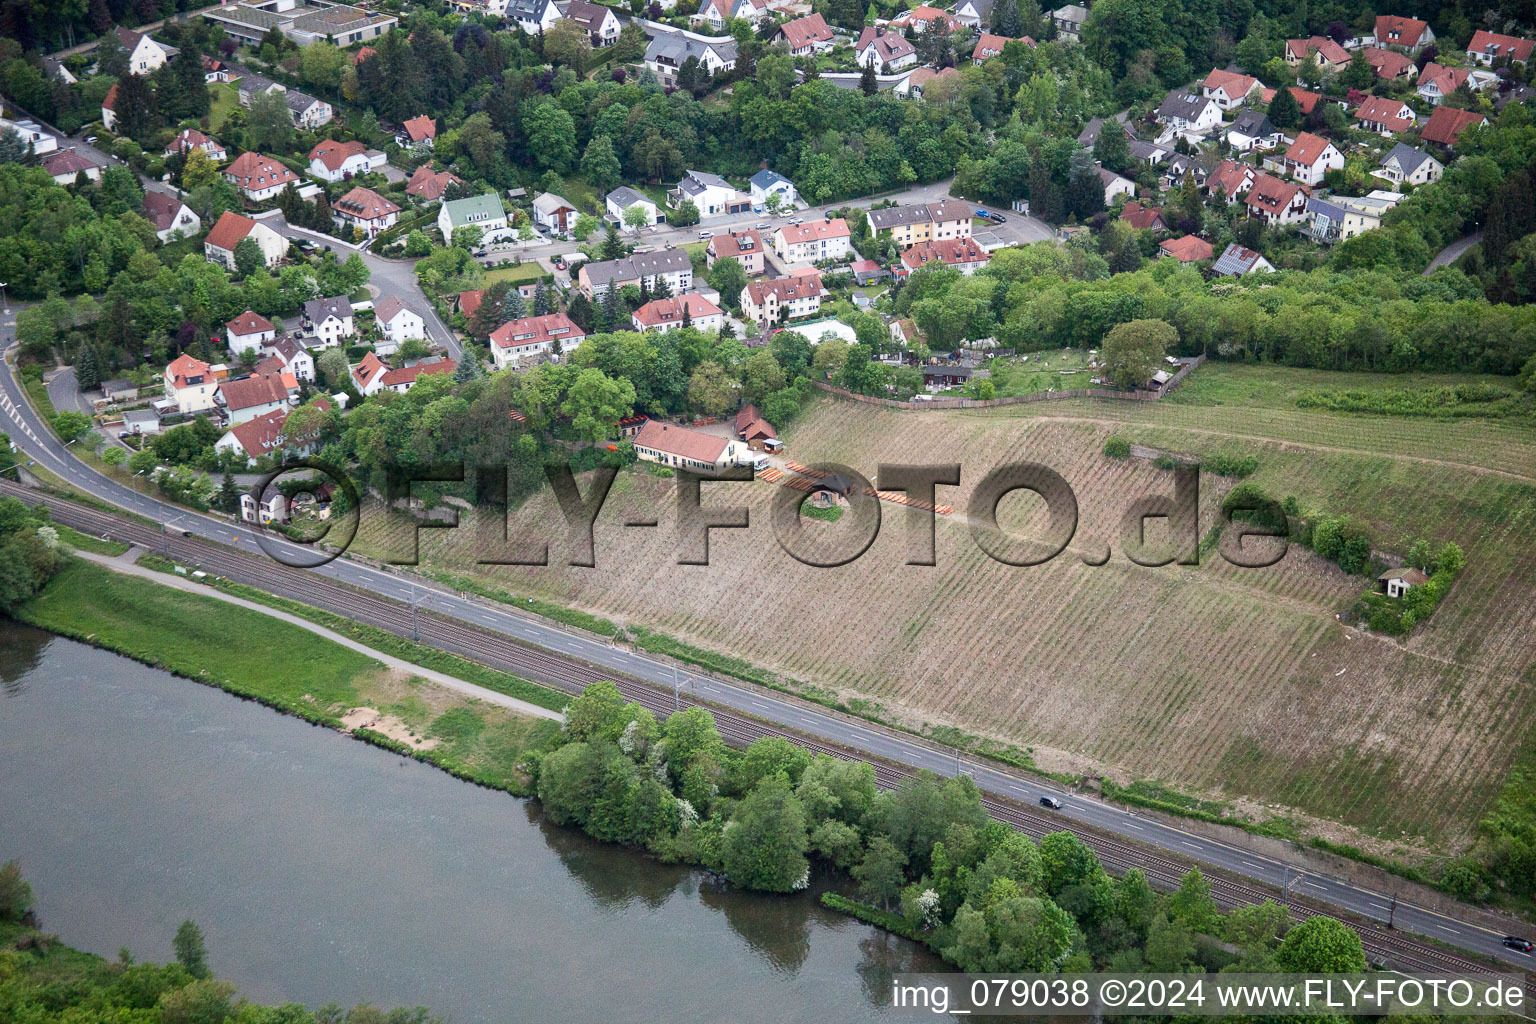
[[0, 622, 945, 1023]]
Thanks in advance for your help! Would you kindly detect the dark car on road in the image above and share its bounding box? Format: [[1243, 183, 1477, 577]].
[[1504, 936, 1533, 953], [1039, 796, 1063, 810]]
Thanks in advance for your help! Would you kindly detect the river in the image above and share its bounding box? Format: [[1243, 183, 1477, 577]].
[[0, 622, 944, 1022]]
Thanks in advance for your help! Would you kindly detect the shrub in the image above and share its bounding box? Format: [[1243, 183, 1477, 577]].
[[1202, 452, 1259, 477], [1103, 436, 1132, 459]]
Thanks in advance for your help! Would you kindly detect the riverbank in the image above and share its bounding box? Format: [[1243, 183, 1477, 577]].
[[13, 557, 560, 795]]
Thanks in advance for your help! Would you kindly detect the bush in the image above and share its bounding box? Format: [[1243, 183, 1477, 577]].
[[1103, 436, 1131, 459], [1220, 481, 1285, 533], [1202, 452, 1258, 477]]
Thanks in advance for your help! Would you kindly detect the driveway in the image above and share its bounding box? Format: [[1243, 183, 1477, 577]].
[[45, 366, 91, 415], [1425, 232, 1481, 275]]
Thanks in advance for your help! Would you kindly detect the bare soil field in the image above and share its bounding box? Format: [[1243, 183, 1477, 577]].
[[351, 366, 1536, 857]]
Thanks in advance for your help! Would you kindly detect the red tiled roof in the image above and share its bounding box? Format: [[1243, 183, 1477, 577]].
[[776, 218, 850, 244], [855, 27, 916, 62], [226, 407, 289, 457], [709, 229, 762, 260], [352, 351, 388, 389], [226, 310, 274, 337], [43, 149, 99, 176], [402, 115, 436, 142], [167, 128, 222, 155], [1245, 172, 1304, 211], [205, 210, 257, 251], [1285, 131, 1337, 167], [972, 32, 1031, 62], [1203, 68, 1258, 98], [900, 237, 989, 270], [351, 46, 376, 65], [740, 417, 776, 441], [335, 186, 399, 221], [457, 290, 485, 317], [633, 420, 729, 463], [895, 5, 962, 31], [1159, 235, 1214, 261], [745, 274, 822, 305], [224, 152, 298, 192], [632, 293, 721, 328], [1421, 105, 1488, 145], [166, 353, 212, 389], [1467, 30, 1535, 64], [735, 404, 761, 433], [309, 138, 367, 171], [1119, 201, 1165, 231], [379, 359, 456, 389], [1418, 62, 1469, 95], [219, 372, 291, 412], [1376, 14, 1430, 48], [489, 313, 584, 350], [1287, 36, 1348, 64], [406, 165, 461, 200], [1354, 95, 1415, 132], [1207, 159, 1255, 197], [1363, 46, 1416, 78], [102, 82, 119, 111], [777, 12, 832, 49], [141, 191, 188, 231]]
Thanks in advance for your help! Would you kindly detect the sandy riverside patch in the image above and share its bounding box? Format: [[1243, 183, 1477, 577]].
[[341, 707, 439, 750]]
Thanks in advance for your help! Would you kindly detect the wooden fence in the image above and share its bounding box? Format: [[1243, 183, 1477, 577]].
[[812, 355, 1206, 410]]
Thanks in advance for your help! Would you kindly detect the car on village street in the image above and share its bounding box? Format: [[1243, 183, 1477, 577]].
[[1039, 796, 1063, 810], [1504, 936, 1534, 953]]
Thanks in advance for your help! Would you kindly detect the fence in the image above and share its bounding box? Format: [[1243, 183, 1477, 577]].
[[812, 355, 1206, 410]]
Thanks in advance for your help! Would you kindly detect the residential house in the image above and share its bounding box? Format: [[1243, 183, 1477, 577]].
[[1375, 14, 1433, 52], [373, 296, 425, 352], [333, 186, 400, 238], [164, 353, 219, 414], [1378, 566, 1430, 597], [42, 149, 102, 184], [692, 0, 767, 30], [906, 66, 960, 97], [489, 313, 583, 369], [1097, 166, 1137, 203], [972, 33, 1033, 64], [865, 200, 974, 246], [773, 218, 852, 264], [1050, 4, 1087, 41], [632, 420, 740, 474], [532, 192, 578, 235], [506, 0, 563, 33], [201, 55, 231, 82], [774, 12, 834, 53], [1244, 172, 1308, 224], [891, 6, 963, 33], [1416, 62, 1484, 105], [140, 192, 200, 242], [1119, 201, 1166, 232], [899, 237, 990, 275], [1162, 153, 1204, 188], [1211, 243, 1276, 276], [437, 192, 509, 241], [644, 34, 737, 86], [217, 370, 295, 426], [1159, 235, 1214, 262], [1353, 95, 1416, 135], [631, 293, 725, 333], [406, 165, 462, 201], [123, 408, 160, 435], [1284, 35, 1349, 69], [1303, 192, 1400, 243], [307, 139, 382, 181], [1466, 30, 1534, 66], [707, 229, 766, 275], [1076, 115, 1121, 148], [285, 90, 333, 129], [742, 274, 822, 326], [606, 186, 660, 229], [224, 152, 300, 202], [101, 379, 138, 403], [1156, 92, 1224, 133], [749, 169, 798, 209], [563, 0, 625, 43], [397, 115, 436, 150], [164, 127, 227, 163], [736, 407, 779, 450], [669, 169, 752, 220], [1362, 46, 1418, 80], [350, 351, 390, 394], [953, 0, 993, 27], [226, 310, 276, 357], [0, 117, 57, 156], [235, 72, 285, 107], [577, 248, 694, 297], [303, 296, 355, 347], [1376, 142, 1443, 186], [1201, 68, 1261, 109], [1226, 109, 1284, 151], [854, 27, 917, 69], [849, 259, 889, 285], [43, 56, 76, 84], [216, 406, 307, 465], [353, 353, 457, 395], [264, 335, 316, 382], [240, 487, 288, 525], [203, 210, 285, 269], [1421, 105, 1489, 147], [922, 365, 974, 390], [1282, 131, 1344, 185], [112, 26, 176, 74]]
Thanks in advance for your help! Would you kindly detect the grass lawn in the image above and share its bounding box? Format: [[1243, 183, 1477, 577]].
[[53, 524, 129, 556], [559, 174, 600, 214], [483, 262, 551, 286], [985, 348, 1095, 397], [208, 82, 240, 134], [1166, 362, 1526, 414]]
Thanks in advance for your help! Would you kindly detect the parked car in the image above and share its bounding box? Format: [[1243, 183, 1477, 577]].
[[83, 135, 97, 144], [756, 222, 771, 230], [698, 230, 714, 239], [1504, 936, 1534, 953], [988, 213, 1008, 224], [552, 257, 567, 271], [824, 210, 835, 220], [1039, 796, 1063, 810]]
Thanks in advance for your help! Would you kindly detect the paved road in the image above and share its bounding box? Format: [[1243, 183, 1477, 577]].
[[1425, 232, 1482, 275], [44, 367, 90, 415], [1, 315, 1532, 976]]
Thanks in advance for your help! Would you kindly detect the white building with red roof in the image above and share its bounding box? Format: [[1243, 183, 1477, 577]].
[[397, 115, 437, 150], [164, 128, 227, 163], [1284, 35, 1349, 69], [307, 139, 382, 182], [891, 5, 962, 32], [1375, 14, 1434, 51], [773, 218, 852, 264], [488, 313, 584, 370], [1466, 29, 1534, 66], [742, 274, 822, 327], [854, 27, 917, 69], [406, 165, 463, 201], [332, 186, 400, 238], [1200, 69, 1261, 109], [1206, 159, 1257, 202], [1244, 173, 1309, 224], [1281, 131, 1343, 185], [203, 211, 285, 270], [631, 294, 724, 334], [1353, 95, 1416, 136], [707, 229, 766, 276], [353, 354, 457, 396], [898, 237, 990, 276], [774, 13, 834, 54], [971, 33, 1033, 64], [632, 420, 740, 474], [218, 371, 296, 426], [163, 353, 219, 414], [224, 152, 300, 201], [226, 310, 276, 356]]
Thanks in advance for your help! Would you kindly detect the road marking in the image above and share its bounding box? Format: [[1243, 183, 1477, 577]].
[[1125, 822, 1143, 831], [1304, 882, 1328, 892], [1437, 925, 1459, 935], [1370, 903, 1391, 912], [1241, 860, 1263, 870], [1181, 841, 1201, 850]]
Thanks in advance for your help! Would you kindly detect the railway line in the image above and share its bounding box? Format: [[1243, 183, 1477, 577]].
[[7, 480, 1526, 991]]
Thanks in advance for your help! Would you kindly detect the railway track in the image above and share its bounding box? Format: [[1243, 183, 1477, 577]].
[[7, 481, 1526, 987]]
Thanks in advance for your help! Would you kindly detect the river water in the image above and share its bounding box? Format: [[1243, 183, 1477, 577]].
[[0, 622, 943, 1022]]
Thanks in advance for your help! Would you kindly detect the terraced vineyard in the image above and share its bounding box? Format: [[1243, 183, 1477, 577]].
[[354, 365, 1536, 855]]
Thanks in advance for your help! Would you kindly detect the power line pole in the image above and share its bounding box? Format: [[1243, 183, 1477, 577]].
[[672, 664, 679, 712], [1388, 893, 1397, 930]]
